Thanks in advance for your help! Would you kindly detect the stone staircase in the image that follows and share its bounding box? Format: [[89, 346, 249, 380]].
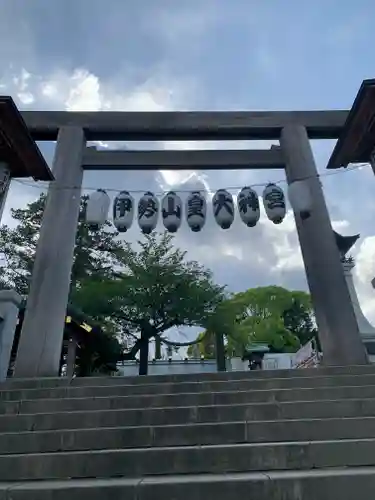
[[1, 366, 375, 498]]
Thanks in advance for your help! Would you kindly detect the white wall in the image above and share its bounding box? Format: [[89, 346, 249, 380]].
[[117, 353, 301, 377], [263, 353, 293, 370], [231, 354, 294, 372], [117, 359, 221, 376]]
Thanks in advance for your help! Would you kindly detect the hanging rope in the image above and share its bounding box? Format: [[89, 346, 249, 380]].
[[12, 163, 367, 197]]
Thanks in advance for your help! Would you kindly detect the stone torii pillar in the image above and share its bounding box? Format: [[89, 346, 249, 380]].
[[14, 127, 85, 378], [280, 125, 368, 366]]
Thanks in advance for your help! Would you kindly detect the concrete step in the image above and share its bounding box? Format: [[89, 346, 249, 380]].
[[2, 373, 375, 402], [2, 383, 375, 415], [3, 363, 375, 390], [1, 438, 375, 481], [0, 397, 374, 433], [1, 417, 375, 454], [1, 467, 375, 499]]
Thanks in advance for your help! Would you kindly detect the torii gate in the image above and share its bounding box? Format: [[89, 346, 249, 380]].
[[3, 79, 374, 378]]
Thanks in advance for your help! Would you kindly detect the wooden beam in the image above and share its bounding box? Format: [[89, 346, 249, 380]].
[[327, 79, 375, 169], [82, 147, 285, 170], [21, 110, 349, 142]]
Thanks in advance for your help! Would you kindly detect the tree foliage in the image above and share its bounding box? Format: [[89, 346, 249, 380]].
[[282, 294, 319, 349], [187, 298, 242, 358], [0, 193, 124, 299], [73, 232, 226, 339], [227, 287, 293, 353], [187, 331, 216, 359], [188, 286, 318, 357]]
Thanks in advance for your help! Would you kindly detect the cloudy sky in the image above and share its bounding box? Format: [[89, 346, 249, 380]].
[[1, 0, 375, 343]]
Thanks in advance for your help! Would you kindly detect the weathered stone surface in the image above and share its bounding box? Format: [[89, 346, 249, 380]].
[[2, 383, 375, 415], [2, 417, 375, 454], [1, 468, 375, 499], [2, 367, 375, 497], [1, 439, 375, 481], [2, 372, 375, 401], [0, 397, 374, 433]]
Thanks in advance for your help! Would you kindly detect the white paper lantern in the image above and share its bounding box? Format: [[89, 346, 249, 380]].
[[262, 183, 286, 224], [113, 191, 134, 232], [162, 191, 182, 233], [287, 180, 313, 220], [212, 189, 234, 229], [138, 191, 159, 234], [85, 189, 110, 229], [186, 191, 206, 232], [237, 187, 260, 227]]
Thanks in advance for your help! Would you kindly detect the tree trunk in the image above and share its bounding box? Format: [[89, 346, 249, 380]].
[[155, 335, 162, 359], [215, 331, 226, 372], [139, 328, 149, 376]]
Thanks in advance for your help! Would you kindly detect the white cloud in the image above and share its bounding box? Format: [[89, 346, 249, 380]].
[[356, 237, 375, 285], [4, 66, 191, 116], [17, 92, 35, 105], [354, 237, 375, 323], [267, 211, 303, 272], [0, 65, 194, 234], [65, 70, 102, 111], [1, 182, 41, 228], [3, 68, 35, 105]]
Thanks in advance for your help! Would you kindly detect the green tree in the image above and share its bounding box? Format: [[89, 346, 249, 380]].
[[187, 331, 216, 359], [282, 295, 319, 349], [217, 286, 316, 356], [74, 232, 226, 374], [0, 193, 125, 335], [186, 297, 243, 358]]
